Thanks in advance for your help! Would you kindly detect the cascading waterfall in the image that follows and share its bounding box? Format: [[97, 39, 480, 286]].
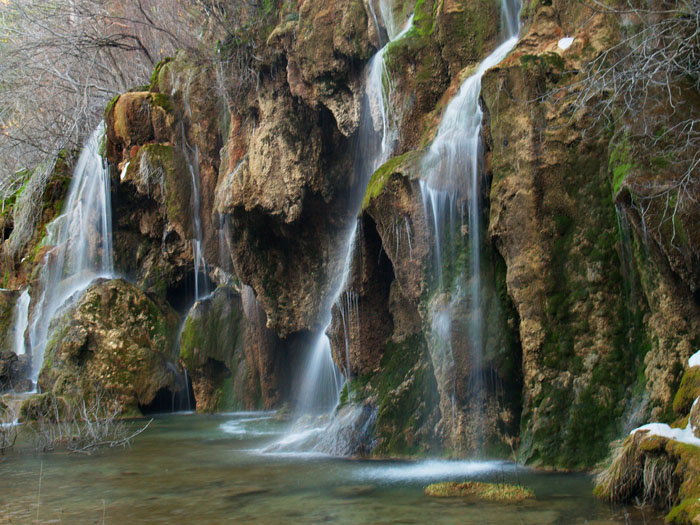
[[181, 127, 210, 302], [27, 123, 114, 381], [419, 0, 521, 448], [271, 1, 414, 449], [13, 289, 30, 356]]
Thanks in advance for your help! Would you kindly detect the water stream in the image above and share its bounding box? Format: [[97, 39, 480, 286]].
[[181, 126, 210, 302], [26, 123, 114, 381], [12, 288, 30, 356], [419, 0, 521, 448], [275, 1, 414, 450]]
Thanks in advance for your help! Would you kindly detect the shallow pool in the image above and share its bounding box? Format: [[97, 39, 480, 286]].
[[0, 413, 662, 524]]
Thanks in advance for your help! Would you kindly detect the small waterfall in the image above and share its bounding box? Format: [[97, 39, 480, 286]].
[[12, 289, 30, 356], [27, 123, 114, 381], [181, 128, 210, 302], [419, 1, 521, 448], [271, 2, 414, 451]]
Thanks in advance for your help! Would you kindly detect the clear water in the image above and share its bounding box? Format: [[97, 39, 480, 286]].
[[0, 413, 663, 524]]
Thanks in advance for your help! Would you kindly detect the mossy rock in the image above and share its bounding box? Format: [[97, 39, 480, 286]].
[[425, 481, 535, 502], [595, 430, 700, 523], [180, 287, 258, 413], [125, 143, 193, 239], [362, 151, 422, 210], [149, 57, 174, 92], [674, 367, 700, 418], [37, 278, 181, 414], [180, 287, 245, 370]]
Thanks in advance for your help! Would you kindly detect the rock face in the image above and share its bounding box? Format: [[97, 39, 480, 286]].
[[180, 286, 287, 412], [38, 279, 182, 413], [479, 2, 700, 469], [2, 0, 698, 485]]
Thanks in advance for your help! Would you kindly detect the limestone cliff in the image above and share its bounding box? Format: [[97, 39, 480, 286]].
[[1, 0, 698, 497]]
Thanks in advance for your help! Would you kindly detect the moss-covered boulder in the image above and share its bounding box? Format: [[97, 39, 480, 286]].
[[180, 286, 288, 412], [38, 278, 181, 414], [595, 430, 700, 524], [179, 286, 250, 412]]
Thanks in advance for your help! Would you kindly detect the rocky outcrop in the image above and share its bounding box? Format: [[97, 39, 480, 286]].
[[481, 3, 700, 468], [180, 286, 287, 411], [38, 278, 182, 413]]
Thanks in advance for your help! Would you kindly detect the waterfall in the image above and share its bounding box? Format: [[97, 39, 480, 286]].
[[419, 0, 521, 448], [181, 126, 209, 302], [296, 4, 414, 413], [27, 123, 114, 381], [270, 2, 414, 450], [12, 289, 30, 356]]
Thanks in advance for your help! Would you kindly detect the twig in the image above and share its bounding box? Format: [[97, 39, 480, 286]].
[[68, 418, 153, 454]]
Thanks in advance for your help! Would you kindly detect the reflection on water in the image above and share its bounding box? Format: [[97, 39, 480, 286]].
[[1, 413, 663, 524]]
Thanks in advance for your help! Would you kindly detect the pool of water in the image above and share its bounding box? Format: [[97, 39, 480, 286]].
[[0, 413, 662, 524]]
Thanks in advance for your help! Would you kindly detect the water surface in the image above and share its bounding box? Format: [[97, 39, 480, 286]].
[[0, 413, 662, 524]]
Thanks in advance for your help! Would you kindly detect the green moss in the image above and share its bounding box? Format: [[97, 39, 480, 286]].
[[425, 481, 535, 501], [362, 156, 404, 210], [105, 94, 121, 119], [673, 367, 700, 417], [370, 333, 440, 456], [521, 145, 652, 469], [609, 130, 635, 194], [667, 497, 700, 524], [149, 92, 174, 112], [149, 57, 173, 92]]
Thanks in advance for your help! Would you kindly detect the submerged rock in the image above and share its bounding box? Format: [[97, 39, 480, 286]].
[[38, 278, 182, 413]]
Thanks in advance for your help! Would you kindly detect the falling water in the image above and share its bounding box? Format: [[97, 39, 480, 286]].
[[271, 3, 414, 450], [181, 128, 209, 301], [27, 123, 114, 380], [12, 289, 30, 356], [419, 0, 521, 446], [299, 4, 415, 410]]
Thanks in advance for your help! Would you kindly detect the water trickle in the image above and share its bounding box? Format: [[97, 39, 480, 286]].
[[419, 1, 521, 448], [337, 289, 360, 376], [27, 123, 114, 381], [181, 126, 209, 302], [12, 289, 30, 356]]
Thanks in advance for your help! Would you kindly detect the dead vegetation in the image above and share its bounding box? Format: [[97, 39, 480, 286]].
[[594, 432, 682, 510]]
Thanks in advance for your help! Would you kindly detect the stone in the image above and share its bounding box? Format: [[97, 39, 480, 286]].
[[38, 278, 182, 413]]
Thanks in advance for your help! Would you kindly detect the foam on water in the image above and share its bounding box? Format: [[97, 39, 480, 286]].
[[354, 460, 515, 482]]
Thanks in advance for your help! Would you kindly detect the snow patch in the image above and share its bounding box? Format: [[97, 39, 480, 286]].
[[558, 37, 574, 51], [688, 350, 700, 368], [120, 161, 130, 181], [632, 399, 700, 447]]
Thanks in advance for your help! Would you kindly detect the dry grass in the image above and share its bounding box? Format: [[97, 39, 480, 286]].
[[594, 433, 680, 509], [425, 481, 535, 502]]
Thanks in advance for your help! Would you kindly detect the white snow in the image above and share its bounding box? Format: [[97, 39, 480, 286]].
[[689, 350, 700, 368], [120, 161, 130, 181], [558, 37, 574, 51], [632, 398, 700, 447]]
